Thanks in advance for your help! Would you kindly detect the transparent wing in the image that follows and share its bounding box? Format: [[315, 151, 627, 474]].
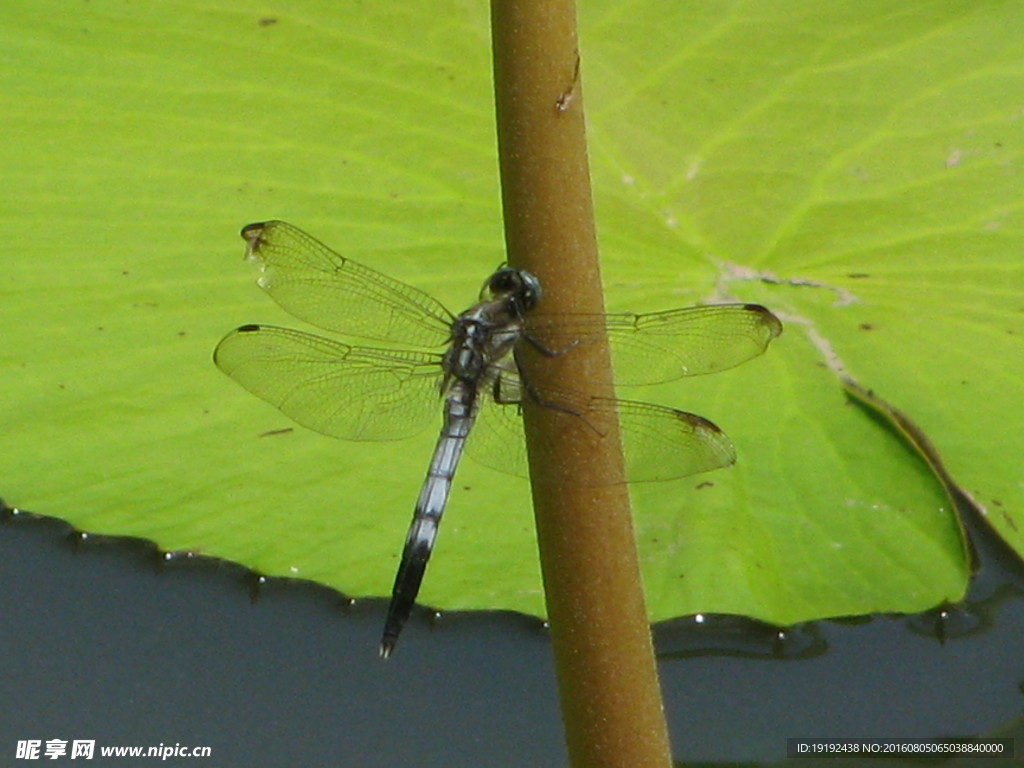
[[469, 371, 736, 483], [214, 325, 443, 441], [239, 221, 454, 348], [524, 304, 782, 385]]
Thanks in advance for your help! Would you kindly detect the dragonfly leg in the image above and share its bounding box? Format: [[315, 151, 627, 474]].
[[520, 332, 579, 357], [505, 349, 608, 438]]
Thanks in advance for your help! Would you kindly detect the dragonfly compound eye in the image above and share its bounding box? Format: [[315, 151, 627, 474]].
[[516, 270, 541, 311], [483, 267, 542, 311], [484, 267, 520, 296]]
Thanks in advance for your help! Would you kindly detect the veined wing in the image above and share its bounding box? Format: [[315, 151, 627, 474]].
[[240, 221, 454, 349], [214, 325, 442, 441], [524, 303, 782, 386], [470, 372, 736, 483]]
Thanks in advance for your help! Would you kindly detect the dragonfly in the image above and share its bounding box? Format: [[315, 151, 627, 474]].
[[214, 220, 782, 658]]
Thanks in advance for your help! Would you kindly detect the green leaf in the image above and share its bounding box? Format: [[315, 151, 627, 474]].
[[3, 0, 1021, 625]]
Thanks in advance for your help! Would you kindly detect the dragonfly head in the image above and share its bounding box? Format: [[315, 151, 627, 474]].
[[481, 267, 542, 315]]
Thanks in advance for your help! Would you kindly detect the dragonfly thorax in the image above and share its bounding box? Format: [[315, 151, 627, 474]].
[[443, 313, 521, 384], [438, 267, 541, 385]]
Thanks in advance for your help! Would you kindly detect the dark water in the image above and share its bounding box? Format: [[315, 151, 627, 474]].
[[1, 504, 1022, 767]]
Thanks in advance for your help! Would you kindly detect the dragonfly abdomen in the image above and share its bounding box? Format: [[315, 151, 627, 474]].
[[379, 382, 479, 658]]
